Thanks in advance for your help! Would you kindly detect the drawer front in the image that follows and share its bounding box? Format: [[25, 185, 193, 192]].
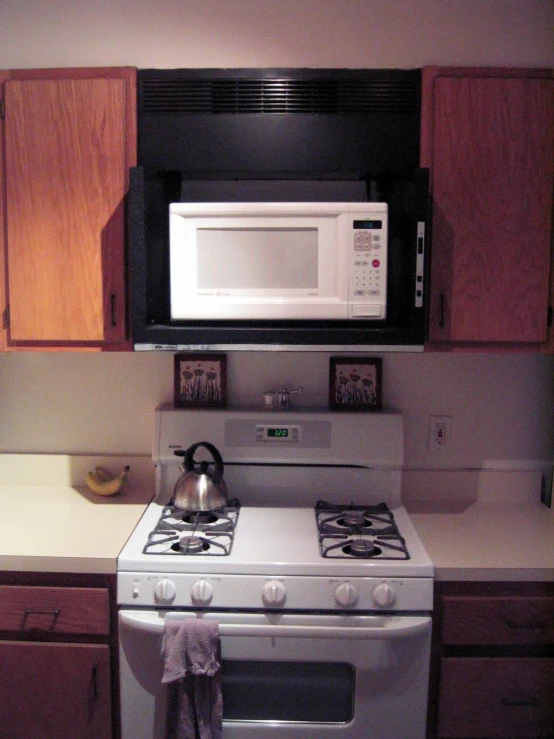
[[0, 586, 109, 635], [438, 657, 554, 738], [442, 595, 554, 645]]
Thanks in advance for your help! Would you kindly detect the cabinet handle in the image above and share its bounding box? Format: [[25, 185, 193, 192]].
[[505, 618, 547, 630], [22, 607, 60, 630], [110, 294, 117, 327], [501, 697, 539, 708], [439, 293, 445, 327], [88, 663, 99, 724]]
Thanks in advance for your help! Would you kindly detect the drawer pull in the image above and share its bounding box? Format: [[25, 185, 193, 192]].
[[505, 619, 547, 630], [501, 697, 539, 708], [88, 663, 99, 724], [110, 293, 117, 327], [22, 607, 60, 630]]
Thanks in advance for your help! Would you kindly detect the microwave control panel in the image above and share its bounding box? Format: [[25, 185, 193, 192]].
[[350, 217, 387, 319]]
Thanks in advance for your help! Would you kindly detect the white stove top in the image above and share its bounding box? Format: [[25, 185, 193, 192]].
[[119, 502, 433, 579], [117, 407, 434, 612]]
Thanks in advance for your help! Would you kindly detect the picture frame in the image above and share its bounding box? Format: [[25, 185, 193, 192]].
[[329, 357, 382, 412], [174, 353, 227, 408]]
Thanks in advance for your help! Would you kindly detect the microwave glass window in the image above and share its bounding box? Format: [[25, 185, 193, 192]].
[[196, 228, 318, 289]]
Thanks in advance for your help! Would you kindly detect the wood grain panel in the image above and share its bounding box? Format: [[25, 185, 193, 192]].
[[5, 77, 127, 341], [0, 641, 111, 739], [438, 657, 554, 738], [0, 72, 8, 350], [425, 72, 554, 344], [0, 585, 110, 635], [442, 595, 554, 645]]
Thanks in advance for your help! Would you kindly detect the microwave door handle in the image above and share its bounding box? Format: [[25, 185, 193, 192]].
[[119, 611, 430, 640]]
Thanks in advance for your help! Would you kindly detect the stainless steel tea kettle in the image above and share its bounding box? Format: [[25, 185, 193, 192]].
[[173, 441, 229, 511]]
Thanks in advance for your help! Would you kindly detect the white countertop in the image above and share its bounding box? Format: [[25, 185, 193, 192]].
[[0, 458, 553, 581], [0, 454, 153, 574], [404, 468, 554, 582]]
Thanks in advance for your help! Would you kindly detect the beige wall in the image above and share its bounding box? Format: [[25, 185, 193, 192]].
[[0, 0, 552, 69], [0, 0, 553, 478]]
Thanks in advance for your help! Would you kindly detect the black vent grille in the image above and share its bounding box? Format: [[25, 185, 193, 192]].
[[141, 77, 420, 115]]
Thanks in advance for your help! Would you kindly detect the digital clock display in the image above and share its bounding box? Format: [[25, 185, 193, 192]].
[[353, 219, 382, 229], [256, 424, 300, 442], [267, 428, 289, 438]]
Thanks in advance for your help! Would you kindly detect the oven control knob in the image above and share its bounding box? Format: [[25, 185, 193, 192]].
[[190, 580, 214, 606], [334, 582, 358, 608], [371, 582, 396, 608], [153, 578, 177, 605], [261, 580, 287, 607]]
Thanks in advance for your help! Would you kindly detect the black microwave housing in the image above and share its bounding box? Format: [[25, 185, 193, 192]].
[[129, 68, 430, 350]]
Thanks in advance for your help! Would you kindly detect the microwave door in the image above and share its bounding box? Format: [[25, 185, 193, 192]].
[[168, 211, 352, 321]]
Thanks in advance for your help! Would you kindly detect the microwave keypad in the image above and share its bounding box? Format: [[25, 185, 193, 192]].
[[352, 228, 384, 297]]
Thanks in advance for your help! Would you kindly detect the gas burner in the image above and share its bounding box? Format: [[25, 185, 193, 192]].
[[176, 535, 207, 554], [341, 510, 367, 527], [143, 529, 234, 556], [315, 501, 410, 560], [316, 500, 398, 536], [346, 540, 380, 558], [183, 511, 219, 526], [157, 499, 240, 535], [142, 500, 240, 556], [319, 533, 409, 560]]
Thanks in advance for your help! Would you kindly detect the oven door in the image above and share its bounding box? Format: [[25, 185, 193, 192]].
[[119, 610, 431, 739]]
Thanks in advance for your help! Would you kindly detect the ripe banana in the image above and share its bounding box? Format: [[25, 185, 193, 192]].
[[86, 465, 130, 496]]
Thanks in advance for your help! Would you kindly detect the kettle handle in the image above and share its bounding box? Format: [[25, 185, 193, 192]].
[[176, 442, 225, 484]]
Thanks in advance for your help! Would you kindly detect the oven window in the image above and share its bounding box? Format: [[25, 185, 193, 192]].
[[221, 660, 354, 723]]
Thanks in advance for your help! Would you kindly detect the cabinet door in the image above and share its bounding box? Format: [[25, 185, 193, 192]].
[[0, 641, 111, 739], [438, 657, 554, 738], [3, 68, 135, 344], [0, 72, 8, 350], [422, 69, 554, 345]]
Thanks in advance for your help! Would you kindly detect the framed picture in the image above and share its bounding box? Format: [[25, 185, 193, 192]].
[[174, 353, 227, 408], [329, 357, 382, 411]]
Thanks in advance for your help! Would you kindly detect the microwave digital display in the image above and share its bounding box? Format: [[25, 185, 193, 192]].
[[353, 220, 383, 229]]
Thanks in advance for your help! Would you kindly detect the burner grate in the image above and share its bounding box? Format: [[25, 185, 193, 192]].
[[143, 499, 240, 556], [315, 500, 410, 560], [143, 529, 234, 556]]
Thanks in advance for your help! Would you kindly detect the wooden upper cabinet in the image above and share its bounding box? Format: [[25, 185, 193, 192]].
[[421, 68, 554, 347], [0, 72, 8, 350], [2, 67, 136, 347]]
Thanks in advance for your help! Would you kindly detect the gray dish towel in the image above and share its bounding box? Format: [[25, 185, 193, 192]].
[[162, 618, 222, 739]]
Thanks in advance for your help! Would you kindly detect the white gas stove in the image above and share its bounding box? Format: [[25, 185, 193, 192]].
[[117, 407, 434, 739], [118, 407, 433, 612]]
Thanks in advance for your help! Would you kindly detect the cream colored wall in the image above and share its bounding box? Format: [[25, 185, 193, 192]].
[[0, 0, 553, 476], [0, 351, 552, 474], [0, 0, 552, 68]]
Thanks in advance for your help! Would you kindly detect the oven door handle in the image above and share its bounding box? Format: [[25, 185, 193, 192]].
[[119, 611, 431, 640]]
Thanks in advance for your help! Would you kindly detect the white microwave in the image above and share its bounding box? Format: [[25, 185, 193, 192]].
[[169, 202, 388, 321]]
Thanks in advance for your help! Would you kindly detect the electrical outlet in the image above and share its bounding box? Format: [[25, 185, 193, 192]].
[[429, 415, 452, 451]]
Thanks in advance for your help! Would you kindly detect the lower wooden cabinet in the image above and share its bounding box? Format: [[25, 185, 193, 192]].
[[438, 657, 554, 738], [0, 641, 111, 739], [0, 573, 117, 739], [430, 582, 554, 739]]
